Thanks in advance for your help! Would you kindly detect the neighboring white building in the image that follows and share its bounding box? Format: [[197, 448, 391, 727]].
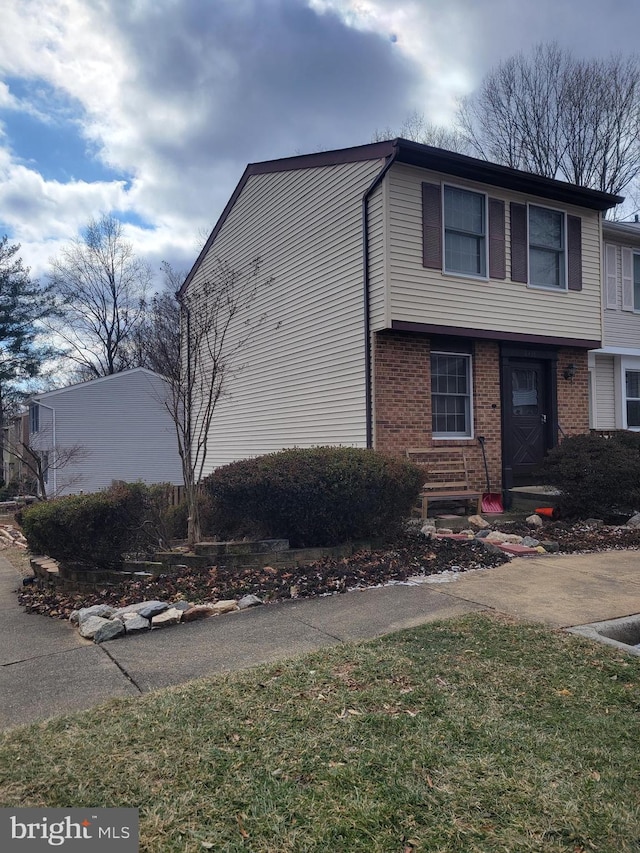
[[28, 368, 183, 496], [590, 220, 640, 431]]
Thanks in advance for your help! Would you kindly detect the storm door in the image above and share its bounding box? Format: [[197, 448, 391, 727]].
[[505, 360, 551, 484]]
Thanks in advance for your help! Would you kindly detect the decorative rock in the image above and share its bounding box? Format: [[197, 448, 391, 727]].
[[121, 613, 150, 633], [474, 528, 491, 538], [420, 521, 436, 538], [238, 594, 264, 610], [522, 536, 540, 547], [112, 600, 168, 619], [171, 600, 193, 612], [541, 540, 560, 553], [480, 540, 505, 556], [468, 514, 490, 529], [138, 602, 170, 620], [437, 528, 453, 535], [182, 604, 216, 622], [626, 513, 640, 528], [93, 619, 126, 644], [211, 599, 239, 614], [76, 604, 115, 625], [526, 514, 543, 528], [486, 531, 523, 544], [78, 615, 112, 639], [151, 607, 183, 627]]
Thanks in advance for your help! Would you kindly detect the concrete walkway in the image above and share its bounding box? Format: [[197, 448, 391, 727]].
[[1, 548, 639, 730]]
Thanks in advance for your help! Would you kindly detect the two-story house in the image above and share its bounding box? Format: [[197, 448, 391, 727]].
[[180, 139, 621, 502], [590, 220, 640, 432], [28, 368, 183, 497]]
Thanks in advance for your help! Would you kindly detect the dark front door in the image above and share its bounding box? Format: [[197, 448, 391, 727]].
[[505, 360, 551, 485]]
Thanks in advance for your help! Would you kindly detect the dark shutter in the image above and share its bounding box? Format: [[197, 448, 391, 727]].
[[422, 182, 442, 269], [510, 202, 527, 283], [567, 215, 582, 291], [488, 198, 505, 279]]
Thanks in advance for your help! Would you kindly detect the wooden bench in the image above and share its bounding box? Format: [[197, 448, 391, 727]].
[[406, 448, 482, 520]]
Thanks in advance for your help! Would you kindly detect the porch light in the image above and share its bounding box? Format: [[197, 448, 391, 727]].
[[563, 363, 577, 381]]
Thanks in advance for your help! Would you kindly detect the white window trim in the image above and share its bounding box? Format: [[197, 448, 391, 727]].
[[431, 351, 474, 440], [526, 202, 568, 291], [442, 183, 489, 281], [618, 355, 640, 430]]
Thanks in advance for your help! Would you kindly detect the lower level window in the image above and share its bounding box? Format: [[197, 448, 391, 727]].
[[626, 370, 640, 427], [431, 352, 472, 437]]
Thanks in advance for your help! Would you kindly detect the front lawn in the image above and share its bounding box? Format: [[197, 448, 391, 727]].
[[1, 612, 639, 852]]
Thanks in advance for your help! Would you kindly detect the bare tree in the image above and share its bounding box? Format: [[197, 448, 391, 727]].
[[372, 110, 469, 152], [166, 257, 272, 547], [48, 215, 151, 378], [4, 421, 87, 499], [128, 262, 181, 382], [458, 43, 640, 198]]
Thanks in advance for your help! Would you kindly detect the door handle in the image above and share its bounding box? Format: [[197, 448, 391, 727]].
[[541, 414, 547, 424]]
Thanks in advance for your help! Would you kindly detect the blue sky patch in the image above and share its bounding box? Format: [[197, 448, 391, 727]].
[[1, 76, 123, 183]]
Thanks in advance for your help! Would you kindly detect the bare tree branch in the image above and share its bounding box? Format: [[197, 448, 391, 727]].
[[162, 257, 273, 547], [458, 43, 640, 201]]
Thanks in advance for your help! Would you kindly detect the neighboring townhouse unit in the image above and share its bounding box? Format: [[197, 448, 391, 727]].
[[590, 220, 640, 432], [181, 139, 621, 502], [2, 411, 30, 490], [28, 368, 183, 496]]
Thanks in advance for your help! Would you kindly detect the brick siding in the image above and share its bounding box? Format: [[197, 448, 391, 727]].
[[373, 332, 591, 495], [373, 330, 502, 492], [557, 348, 590, 439]]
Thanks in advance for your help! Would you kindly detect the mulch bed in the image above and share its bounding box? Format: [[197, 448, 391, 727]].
[[16, 521, 640, 621], [17, 531, 508, 620]]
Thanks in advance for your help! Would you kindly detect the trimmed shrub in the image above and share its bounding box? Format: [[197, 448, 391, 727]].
[[203, 446, 424, 547], [21, 482, 150, 568], [163, 492, 216, 540], [538, 431, 640, 519]]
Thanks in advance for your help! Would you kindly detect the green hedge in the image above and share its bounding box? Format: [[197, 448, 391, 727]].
[[21, 482, 150, 568], [538, 431, 640, 519], [203, 447, 424, 547]]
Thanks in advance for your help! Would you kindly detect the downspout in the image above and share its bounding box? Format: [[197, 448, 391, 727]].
[[35, 401, 56, 496], [362, 141, 399, 447]]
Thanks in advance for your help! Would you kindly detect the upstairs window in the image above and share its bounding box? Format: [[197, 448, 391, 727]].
[[528, 205, 566, 289], [431, 352, 472, 438], [443, 186, 487, 277], [29, 403, 39, 434]]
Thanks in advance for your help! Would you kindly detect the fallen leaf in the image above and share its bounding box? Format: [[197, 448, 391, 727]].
[[236, 814, 249, 840], [426, 775, 434, 788], [556, 688, 573, 696], [589, 770, 601, 781]]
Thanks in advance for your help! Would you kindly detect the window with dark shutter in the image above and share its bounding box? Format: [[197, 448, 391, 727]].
[[488, 198, 505, 279], [567, 215, 582, 291], [422, 182, 442, 269], [510, 202, 527, 283]]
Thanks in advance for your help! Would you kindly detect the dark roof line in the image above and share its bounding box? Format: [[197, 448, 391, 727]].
[[179, 138, 623, 295]]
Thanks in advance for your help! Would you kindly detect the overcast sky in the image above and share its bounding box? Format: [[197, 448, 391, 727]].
[[1, 0, 639, 286]]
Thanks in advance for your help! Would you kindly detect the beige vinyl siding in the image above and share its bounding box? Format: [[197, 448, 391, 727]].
[[29, 369, 183, 495], [188, 159, 385, 474], [602, 242, 640, 348], [382, 163, 602, 341], [592, 354, 617, 429], [367, 180, 389, 329]]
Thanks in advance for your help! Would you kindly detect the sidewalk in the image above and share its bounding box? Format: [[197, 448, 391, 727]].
[[2, 548, 640, 730]]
